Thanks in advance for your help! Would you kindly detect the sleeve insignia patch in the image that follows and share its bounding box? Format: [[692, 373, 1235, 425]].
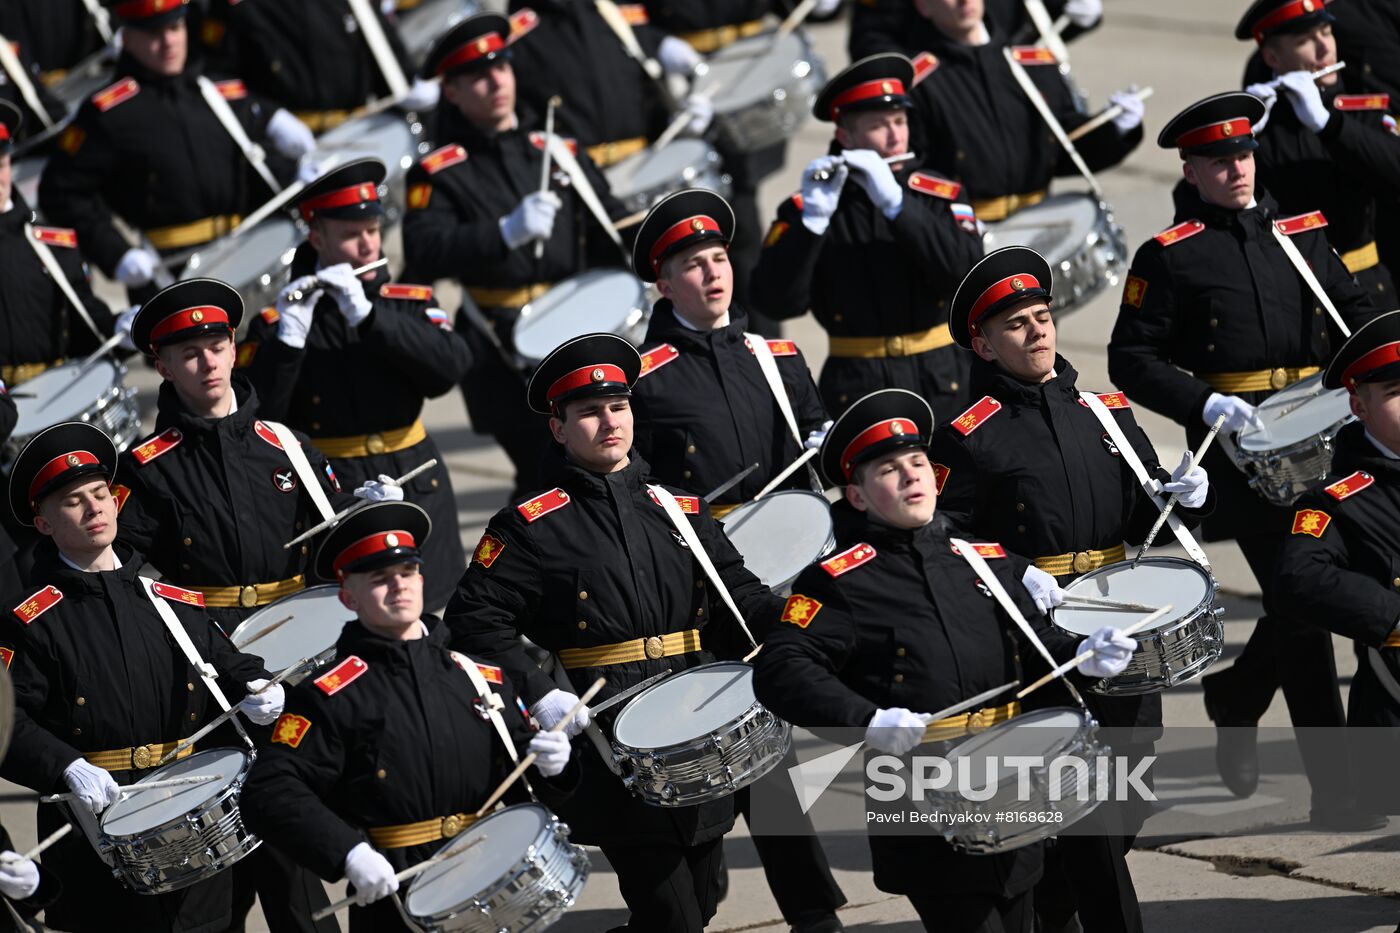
[[110, 483, 131, 513], [271, 713, 312, 748], [407, 183, 432, 210], [932, 462, 950, 494], [472, 533, 505, 568], [1122, 274, 1147, 309], [1291, 508, 1331, 538], [780, 594, 823, 628], [0, 646, 13, 669]]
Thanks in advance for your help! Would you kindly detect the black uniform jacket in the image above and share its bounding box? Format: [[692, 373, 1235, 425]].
[[1108, 186, 1377, 539], [37, 54, 282, 276], [0, 0, 105, 75], [630, 303, 827, 507], [848, 0, 1093, 60], [444, 450, 782, 846], [754, 507, 1079, 898]]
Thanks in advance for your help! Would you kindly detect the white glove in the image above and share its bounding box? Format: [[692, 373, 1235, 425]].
[[864, 707, 926, 755], [657, 35, 702, 77], [240, 679, 285, 725], [529, 688, 591, 738], [354, 474, 405, 502], [800, 156, 848, 235], [527, 730, 572, 777], [275, 276, 320, 349], [1108, 89, 1145, 134], [679, 94, 714, 136], [1245, 81, 1279, 133], [0, 852, 40, 901], [114, 305, 140, 352], [1162, 451, 1209, 509], [1064, 0, 1103, 28], [842, 148, 903, 220], [804, 419, 833, 451], [1021, 565, 1065, 614], [114, 248, 159, 287], [62, 759, 121, 816], [400, 77, 440, 112], [813, 0, 843, 14], [1077, 626, 1138, 678], [343, 842, 398, 905], [317, 263, 374, 326], [1278, 70, 1330, 133], [1203, 392, 1264, 435], [266, 109, 317, 160], [499, 191, 562, 251]]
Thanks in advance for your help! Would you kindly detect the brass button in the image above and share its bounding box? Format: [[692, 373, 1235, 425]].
[[376, 769, 387, 779], [181, 563, 190, 571], [950, 381, 959, 391], [132, 745, 151, 768], [311, 395, 321, 405], [1315, 307, 1324, 315], [1392, 577, 1400, 588], [833, 313, 843, 322], [1017, 525, 1026, 533], [1270, 367, 1288, 390], [1209, 318, 1218, 327], [578, 590, 588, 600], [686, 445, 696, 454], [183, 537, 193, 547], [577, 620, 587, 630], [239, 585, 258, 609], [76, 696, 86, 706], [366, 434, 386, 455], [895, 647, 906, 657], [644, 636, 665, 660], [695, 608, 704, 617], [441, 815, 464, 837], [1016, 502, 1026, 512], [838, 395, 847, 404], [301, 545, 309, 556], [72, 727, 81, 736], [311, 422, 321, 431], [190, 712, 198, 721], [1072, 551, 1092, 574], [431, 478, 439, 488], [1206, 343, 1215, 352], [682, 470, 692, 479], [187, 682, 195, 692], [893, 673, 904, 683]]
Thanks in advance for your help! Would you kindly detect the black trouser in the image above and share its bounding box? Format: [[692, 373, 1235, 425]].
[[600, 838, 725, 933], [224, 843, 339, 933], [734, 785, 846, 926], [908, 888, 1033, 933]]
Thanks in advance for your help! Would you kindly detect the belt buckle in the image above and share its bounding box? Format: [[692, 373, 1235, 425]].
[[366, 433, 386, 455], [885, 335, 903, 356], [440, 814, 464, 838], [1269, 367, 1288, 390], [131, 744, 153, 769], [239, 585, 258, 609], [1072, 551, 1092, 574], [644, 636, 665, 660]]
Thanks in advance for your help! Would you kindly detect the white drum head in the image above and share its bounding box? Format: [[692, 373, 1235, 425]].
[[720, 491, 833, 590], [13, 361, 119, 436], [314, 112, 418, 178], [405, 803, 549, 917], [613, 662, 756, 749], [229, 586, 351, 674], [101, 748, 245, 836], [514, 270, 648, 361], [1053, 558, 1211, 636], [399, 0, 479, 60], [982, 194, 1099, 265], [606, 140, 715, 200], [1237, 376, 1353, 451], [181, 218, 301, 291], [697, 32, 808, 111], [949, 708, 1086, 760]]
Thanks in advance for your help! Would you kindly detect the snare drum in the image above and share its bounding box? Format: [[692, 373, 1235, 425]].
[[512, 270, 650, 365], [5, 360, 141, 466], [180, 218, 302, 321], [981, 194, 1128, 314], [100, 748, 260, 894], [924, 708, 1108, 853], [313, 111, 424, 221], [1053, 557, 1223, 696], [612, 661, 790, 807], [1226, 374, 1354, 506], [229, 585, 350, 683], [605, 140, 729, 215], [402, 803, 588, 933], [398, 0, 480, 65], [692, 30, 827, 153], [719, 491, 834, 592]]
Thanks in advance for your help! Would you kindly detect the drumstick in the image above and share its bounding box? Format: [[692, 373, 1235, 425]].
[[472, 678, 606, 820], [703, 463, 760, 502], [233, 615, 294, 651], [68, 332, 125, 382], [534, 96, 561, 261], [20, 823, 72, 860], [1016, 605, 1173, 699], [158, 657, 315, 766], [40, 774, 222, 804], [283, 459, 439, 548], [284, 258, 390, 303], [917, 681, 1020, 726], [311, 834, 487, 922], [1066, 87, 1154, 142], [586, 669, 672, 717], [751, 448, 818, 502], [612, 208, 649, 229], [1058, 594, 1158, 612], [1131, 413, 1225, 567]]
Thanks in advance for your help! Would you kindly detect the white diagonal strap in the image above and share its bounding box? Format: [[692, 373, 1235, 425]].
[[1270, 223, 1352, 339], [262, 420, 336, 523], [140, 577, 244, 728], [647, 484, 758, 650], [196, 75, 281, 195], [744, 332, 822, 492], [1078, 391, 1211, 569], [25, 225, 104, 341], [594, 0, 664, 80], [450, 650, 524, 767], [545, 134, 625, 251], [77, 0, 114, 42], [345, 0, 411, 100], [1023, 0, 1071, 65], [0, 35, 52, 129], [1002, 47, 1102, 198]]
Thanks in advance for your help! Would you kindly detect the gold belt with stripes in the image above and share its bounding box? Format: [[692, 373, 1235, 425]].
[[466, 282, 553, 309], [1, 359, 63, 386], [828, 324, 955, 359], [1034, 544, 1126, 578], [368, 812, 476, 849], [1384, 631, 1400, 648], [85, 739, 194, 772], [294, 109, 361, 132], [194, 575, 304, 609], [1341, 241, 1380, 274], [586, 136, 648, 168], [711, 502, 741, 519], [921, 701, 1021, 745], [677, 19, 764, 53], [1198, 366, 1320, 394], [145, 214, 242, 250], [558, 629, 702, 670], [970, 190, 1047, 223], [313, 419, 426, 459]]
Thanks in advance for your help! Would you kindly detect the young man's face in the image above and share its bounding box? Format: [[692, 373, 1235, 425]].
[[846, 448, 938, 529], [340, 561, 424, 635], [1184, 150, 1256, 210], [34, 477, 118, 554], [1262, 24, 1339, 85], [0, 154, 12, 210], [124, 18, 188, 76], [442, 61, 516, 129], [155, 333, 236, 412], [549, 395, 633, 473], [835, 109, 910, 164], [914, 0, 984, 35], [309, 217, 382, 272], [972, 299, 1057, 383], [1351, 378, 1400, 454], [656, 243, 733, 327]]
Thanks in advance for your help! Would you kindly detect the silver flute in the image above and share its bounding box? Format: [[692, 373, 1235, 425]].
[[811, 151, 916, 182], [285, 257, 390, 302]]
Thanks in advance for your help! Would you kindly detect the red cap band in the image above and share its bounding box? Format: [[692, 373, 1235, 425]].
[[114, 0, 185, 19], [1176, 118, 1253, 150], [29, 450, 100, 506], [547, 364, 628, 406], [830, 78, 906, 118], [334, 530, 417, 576], [968, 274, 1043, 334], [840, 418, 919, 480], [1252, 0, 1324, 41], [649, 215, 723, 272], [1342, 340, 1400, 391], [149, 305, 231, 346], [436, 32, 506, 75], [0, 124, 9, 143], [299, 182, 380, 222]]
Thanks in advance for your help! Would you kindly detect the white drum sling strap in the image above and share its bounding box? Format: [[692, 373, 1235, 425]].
[[1270, 222, 1352, 339], [195, 76, 281, 195], [449, 650, 523, 766], [744, 333, 822, 492], [25, 226, 105, 341], [344, 0, 411, 100], [262, 420, 336, 523]]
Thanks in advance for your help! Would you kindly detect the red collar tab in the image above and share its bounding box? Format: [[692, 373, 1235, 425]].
[[547, 363, 627, 405], [333, 530, 417, 576], [1252, 0, 1324, 41], [150, 304, 231, 346], [1342, 340, 1400, 391], [649, 215, 722, 272], [29, 450, 100, 507], [969, 273, 1042, 334], [436, 31, 506, 75], [300, 182, 380, 222], [840, 418, 919, 480], [1176, 118, 1253, 151], [830, 78, 906, 118]]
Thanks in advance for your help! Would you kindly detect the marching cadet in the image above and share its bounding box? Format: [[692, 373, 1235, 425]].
[[849, 0, 1103, 59], [0, 818, 61, 932], [1274, 309, 1400, 815], [750, 54, 984, 421], [931, 247, 1212, 933], [0, 421, 280, 932], [626, 190, 845, 932], [1107, 92, 1383, 830], [38, 0, 317, 301], [444, 333, 784, 932], [242, 500, 577, 932], [401, 13, 631, 499], [1238, 0, 1400, 299], [241, 159, 470, 611], [753, 388, 1135, 933]]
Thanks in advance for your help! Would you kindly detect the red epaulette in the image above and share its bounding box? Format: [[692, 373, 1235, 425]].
[[151, 581, 205, 608], [13, 585, 62, 624], [617, 3, 648, 25], [529, 131, 577, 155], [750, 337, 797, 356], [1334, 94, 1389, 111], [509, 7, 540, 40], [1010, 46, 1058, 65], [381, 283, 433, 301], [911, 51, 939, 85], [822, 543, 877, 578], [638, 343, 680, 378], [961, 542, 1007, 559], [32, 226, 77, 248], [131, 427, 183, 465], [253, 420, 283, 450], [476, 662, 503, 684], [908, 172, 962, 200], [92, 77, 139, 112], [260, 307, 280, 325], [951, 396, 1002, 436], [1276, 211, 1328, 235], [315, 656, 368, 696], [110, 483, 131, 513], [214, 79, 246, 100], [648, 489, 699, 513], [517, 487, 570, 522], [421, 144, 467, 175], [1095, 391, 1130, 409], [1154, 220, 1205, 247], [787, 191, 804, 211], [1325, 470, 1374, 500]]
